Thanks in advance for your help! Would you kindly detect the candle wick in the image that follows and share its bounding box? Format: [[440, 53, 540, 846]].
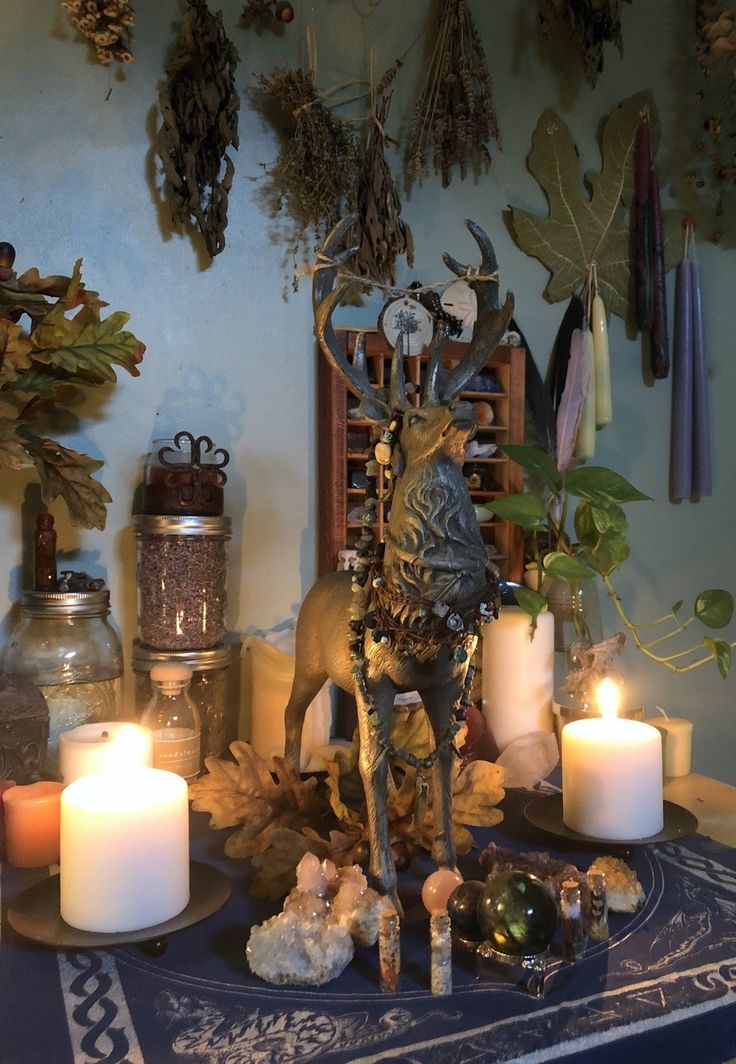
[[101, 730, 110, 739], [655, 705, 669, 721]]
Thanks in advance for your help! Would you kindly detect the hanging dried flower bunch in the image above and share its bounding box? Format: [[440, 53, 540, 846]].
[[60, 0, 134, 65], [537, 0, 629, 86], [689, 2, 736, 240], [349, 61, 414, 287], [255, 66, 360, 234], [158, 0, 240, 260], [408, 0, 501, 187]]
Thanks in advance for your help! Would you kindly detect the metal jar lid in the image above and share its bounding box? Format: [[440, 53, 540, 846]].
[[20, 589, 112, 618], [133, 514, 231, 537], [132, 639, 232, 672]]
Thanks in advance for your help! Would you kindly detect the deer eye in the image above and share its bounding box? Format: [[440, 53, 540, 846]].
[[408, 413, 423, 427]]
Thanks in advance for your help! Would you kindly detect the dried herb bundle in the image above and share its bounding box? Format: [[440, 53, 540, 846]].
[[158, 0, 240, 260], [256, 66, 360, 234], [688, 2, 736, 240], [60, 0, 134, 65], [350, 91, 414, 287], [408, 0, 500, 187], [538, 0, 628, 86]]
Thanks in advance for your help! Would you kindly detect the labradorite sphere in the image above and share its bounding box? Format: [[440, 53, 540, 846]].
[[447, 880, 485, 940], [477, 871, 558, 957]]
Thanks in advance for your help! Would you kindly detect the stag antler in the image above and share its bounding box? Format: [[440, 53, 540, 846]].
[[314, 214, 392, 422], [434, 219, 515, 402]]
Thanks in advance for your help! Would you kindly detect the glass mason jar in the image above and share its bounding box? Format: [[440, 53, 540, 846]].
[[4, 590, 123, 774], [544, 576, 603, 694], [134, 514, 231, 651]]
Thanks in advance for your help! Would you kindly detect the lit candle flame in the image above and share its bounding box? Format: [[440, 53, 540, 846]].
[[596, 677, 622, 718]]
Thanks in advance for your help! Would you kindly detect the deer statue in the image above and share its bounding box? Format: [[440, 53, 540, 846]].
[[284, 215, 514, 909]]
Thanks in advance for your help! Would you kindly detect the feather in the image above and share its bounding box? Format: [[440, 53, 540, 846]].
[[556, 327, 592, 473], [575, 328, 596, 462], [547, 295, 585, 412], [509, 316, 557, 455]]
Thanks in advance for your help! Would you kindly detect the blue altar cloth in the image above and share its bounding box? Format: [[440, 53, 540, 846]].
[[2, 788, 736, 1064]]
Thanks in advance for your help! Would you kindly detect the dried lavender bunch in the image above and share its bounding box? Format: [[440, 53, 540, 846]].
[[60, 0, 134, 65], [256, 67, 360, 234], [349, 88, 414, 287], [408, 0, 501, 187], [538, 0, 629, 86], [158, 0, 240, 259]]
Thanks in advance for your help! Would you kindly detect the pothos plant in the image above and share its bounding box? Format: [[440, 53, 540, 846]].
[[0, 245, 144, 530], [486, 444, 735, 679]]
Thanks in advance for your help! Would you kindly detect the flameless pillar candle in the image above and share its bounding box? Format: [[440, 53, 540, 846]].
[[59, 721, 153, 784], [60, 768, 189, 933], [562, 681, 663, 839], [4, 781, 65, 867], [481, 607, 554, 751], [650, 712, 693, 778]]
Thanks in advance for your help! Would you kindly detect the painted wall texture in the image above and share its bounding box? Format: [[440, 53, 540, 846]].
[[2, 1, 735, 781]]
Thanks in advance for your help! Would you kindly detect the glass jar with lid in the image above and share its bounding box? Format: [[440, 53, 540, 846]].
[[134, 514, 231, 651], [3, 590, 123, 774]]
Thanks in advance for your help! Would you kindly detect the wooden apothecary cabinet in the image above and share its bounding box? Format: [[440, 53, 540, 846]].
[[318, 327, 526, 582]]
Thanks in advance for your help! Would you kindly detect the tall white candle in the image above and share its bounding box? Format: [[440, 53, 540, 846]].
[[650, 715, 693, 777], [481, 607, 554, 752], [562, 717, 663, 839], [59, 722, 153, 784], [60, 768, 189, 933]]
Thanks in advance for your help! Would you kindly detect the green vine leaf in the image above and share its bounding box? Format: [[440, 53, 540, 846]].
[[701, 637, 732, 679], [510, 91, 680, 320], [485, 493, 548, 528], [695, 589, 734, 630], [565, 465, 651, 504], [500, 444, 562, 494], [543, 551, 595, 580]]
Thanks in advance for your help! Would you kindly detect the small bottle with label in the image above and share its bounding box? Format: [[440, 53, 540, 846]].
[[140, 663, 201, 781]]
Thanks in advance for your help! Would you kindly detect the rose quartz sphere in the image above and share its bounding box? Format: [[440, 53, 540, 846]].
[[422, 868, 464, 914]]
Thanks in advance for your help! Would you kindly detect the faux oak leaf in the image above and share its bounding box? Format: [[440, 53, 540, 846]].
[[510, 91, 679, 321], [0, 418, 34, 472], [451, 758, 505, 827], [248, 827, 321, 900], [17, 428, 112, 531], [0, 321, 33, 382], [189, 740, 326, 860]]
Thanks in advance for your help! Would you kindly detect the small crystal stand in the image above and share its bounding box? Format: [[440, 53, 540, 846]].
[[476, 941, 550, 998]]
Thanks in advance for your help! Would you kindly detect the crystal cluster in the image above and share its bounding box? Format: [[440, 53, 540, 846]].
[[246, 852, 392, 986]]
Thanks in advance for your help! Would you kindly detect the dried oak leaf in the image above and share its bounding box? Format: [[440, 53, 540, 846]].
[[0, 321, 33, 383], [249, 827, 357, 901], [189, 740, 326, 860], [16, 429, 112, 531], [510, 91, 680, 321]]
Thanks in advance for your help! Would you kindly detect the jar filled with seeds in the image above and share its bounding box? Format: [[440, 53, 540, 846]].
[[134, 514, 232, 651], [131, 640, 231, 761]]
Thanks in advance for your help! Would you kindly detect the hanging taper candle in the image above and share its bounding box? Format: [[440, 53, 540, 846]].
[[649, 169, 670, 381], [575, 290, 596, 462], [670, 243, 693, 501], [633, 119, 653, 332], [690, 227, 712, 498], [590, 265, 612, 428]]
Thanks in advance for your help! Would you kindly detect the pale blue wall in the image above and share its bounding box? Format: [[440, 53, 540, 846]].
[[2, 1, 735, 780]]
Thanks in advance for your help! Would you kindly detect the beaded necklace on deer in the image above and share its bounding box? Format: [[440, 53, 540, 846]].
[[345, 416, 498, 771]]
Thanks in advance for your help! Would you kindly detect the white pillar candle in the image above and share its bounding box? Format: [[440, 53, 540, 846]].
[[60, 768, 189, 933], [650, 716, 693, 777], [481, 607, 554, 752], [562, 718, 663, 839], [59, 722, 153, 784]]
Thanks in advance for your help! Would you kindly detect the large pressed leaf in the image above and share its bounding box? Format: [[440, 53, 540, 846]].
[[510, 92, 679, 321]]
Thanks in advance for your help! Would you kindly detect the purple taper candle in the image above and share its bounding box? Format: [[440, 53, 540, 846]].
[[690, 258, 712, 497], [670, 259, 693, 501]]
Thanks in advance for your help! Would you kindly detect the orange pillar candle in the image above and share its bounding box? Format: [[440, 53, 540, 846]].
[[0, 779, 17, 860], [4, 781, 65, 867]]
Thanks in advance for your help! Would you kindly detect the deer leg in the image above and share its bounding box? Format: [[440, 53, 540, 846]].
[[420, 682, 462, 874], [283, 666, 328, 768], [355, 682, 402, 914]]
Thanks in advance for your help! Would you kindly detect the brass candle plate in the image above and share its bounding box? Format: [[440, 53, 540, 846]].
[[8, 860, 230, 948], [524, 794, 698, 848]]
